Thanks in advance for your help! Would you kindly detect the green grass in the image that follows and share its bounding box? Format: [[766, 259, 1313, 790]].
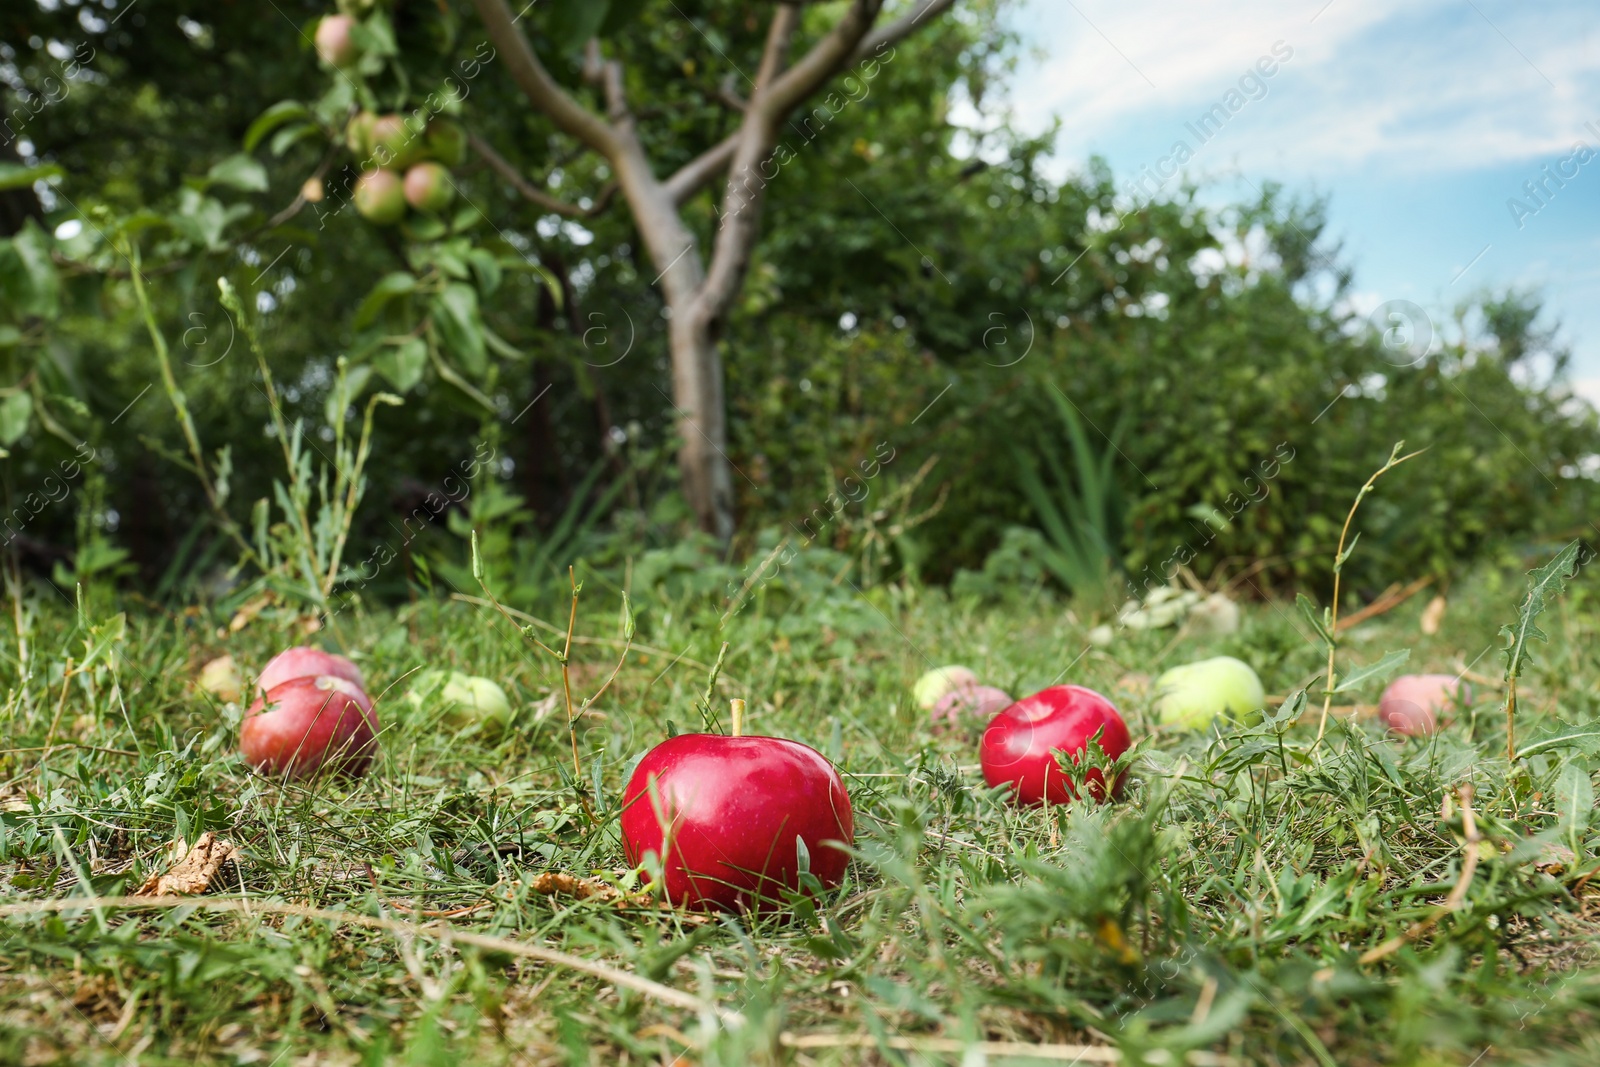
[[5, 559, 1600, 1066]]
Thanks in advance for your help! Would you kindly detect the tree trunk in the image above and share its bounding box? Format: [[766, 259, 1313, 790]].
[[669, 305, 736, 542], [470, 0, 956, 542]]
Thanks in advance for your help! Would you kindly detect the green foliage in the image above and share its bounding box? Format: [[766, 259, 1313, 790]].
[[1499, 540, 1584, 689], [1012, 385, 1126, 598]]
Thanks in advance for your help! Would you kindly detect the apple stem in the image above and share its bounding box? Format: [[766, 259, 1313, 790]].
[[730, 698, 745, 738]]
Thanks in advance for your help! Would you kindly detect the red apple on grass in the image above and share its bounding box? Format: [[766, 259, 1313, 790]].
[[241, 675, 378, 779], [980, 685, 1131, 805], [1378, 673, 1470, 737], [620, 709, 853, 911], [257, 645, 365, 696]]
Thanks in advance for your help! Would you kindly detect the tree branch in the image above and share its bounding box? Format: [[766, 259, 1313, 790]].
[[665, 0, 950, 208], [856, 0, 959, 56], [762, 0, 885, 118], [468, 133, 617, 218], [469, 0, 618, 158], [693, 0, 884, 327], [664, 134, 740, 206]]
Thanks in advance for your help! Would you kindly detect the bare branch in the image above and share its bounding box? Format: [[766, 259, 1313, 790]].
[[762, 0, 885, 119], [716, 74, 749, 112], [693, 1, 883, 327], [601, 59, 631, 126], [663, 1, 959, 208], [856, 0, 959, 57], [469, 132, 617, 218], [664, 134, 739, 206], [469, 0, 617, 158]]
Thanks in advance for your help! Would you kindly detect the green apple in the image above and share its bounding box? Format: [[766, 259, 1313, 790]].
[[423, 119, 468, 167], [403, 162, 455, 213], [913, 665, 978, 710], [1152, 655, 1265, 729], [367, 114, 426, 170], [408, 669, 513, 733], [353, 169, 406, 224]]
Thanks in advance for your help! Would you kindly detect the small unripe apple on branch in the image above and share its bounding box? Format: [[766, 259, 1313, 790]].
[[404, 162, 455, 213], [353, 169, 406, 224], [315, 15, 359, 68]]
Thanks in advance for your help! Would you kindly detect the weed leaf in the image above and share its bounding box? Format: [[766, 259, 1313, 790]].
[[1500, 540, 1582, 685], [1332, 649, 1410, 694]]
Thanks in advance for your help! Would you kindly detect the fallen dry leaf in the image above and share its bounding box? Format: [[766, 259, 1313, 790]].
[[1420, 594, 1447, 636], [227, 594, 274, 635], [0, 783, 28, 812], [529, 872, 674, 912], [530, 871, 624, 901], [1536, 843, 1578, 877], [135, 832, 239, 897]]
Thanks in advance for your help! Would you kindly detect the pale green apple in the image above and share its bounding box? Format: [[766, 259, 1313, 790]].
[[1153, 656, 1265, 729], [913, 665, 979, 710], [408, 669, 513, 733]]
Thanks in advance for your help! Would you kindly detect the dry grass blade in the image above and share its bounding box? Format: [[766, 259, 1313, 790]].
[[1359, 784, 1482, 965], [777, 1032, 1236, 1064], [0, 895, 740, 1023]]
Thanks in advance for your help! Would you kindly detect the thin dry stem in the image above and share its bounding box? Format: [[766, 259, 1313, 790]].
[[561, 566, 580, 780], [1316, 446, 1426, 743], [0, 895, 736, 1022]]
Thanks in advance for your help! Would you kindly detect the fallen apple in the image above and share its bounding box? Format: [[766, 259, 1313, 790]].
[[241, 676, 378, 779], [621, 704, 853, 911], [403, 162, 455, 212], [1378, 673, 1470, 737], [980, 685, 1130, 805], [913, 665, 979, 710], [353, 169, 406, 224], [198, 654, 242, 703], [257, 645, 365, 697], [930, 684, 1013, 730], [1152, 655, 1265, 730], [407, 669, 512, 732], [314, 14, 359, 68]]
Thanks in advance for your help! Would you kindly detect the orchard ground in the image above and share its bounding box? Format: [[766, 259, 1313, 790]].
[[5, 559, 1600, 1066]]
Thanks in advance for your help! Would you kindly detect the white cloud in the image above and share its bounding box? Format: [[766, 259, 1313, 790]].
[[1006, 0, 1600, 176]]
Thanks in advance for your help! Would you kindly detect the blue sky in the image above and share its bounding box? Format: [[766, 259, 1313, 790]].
[[998, 0, 1600, 393]]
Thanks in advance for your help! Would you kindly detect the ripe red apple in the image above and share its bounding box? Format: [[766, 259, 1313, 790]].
[[366, 114, 425, 170], [980, 685, 1131, 805], [620, 734, 854, 911], [240, 676, 378, 780], [314, 15, 359, 68], [1378, 673, 1470, 737], [403, 162, 455, 212], [257, 645, 365, 696], [353, 169, 406, 224], [930, 684, 1013, 730]]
